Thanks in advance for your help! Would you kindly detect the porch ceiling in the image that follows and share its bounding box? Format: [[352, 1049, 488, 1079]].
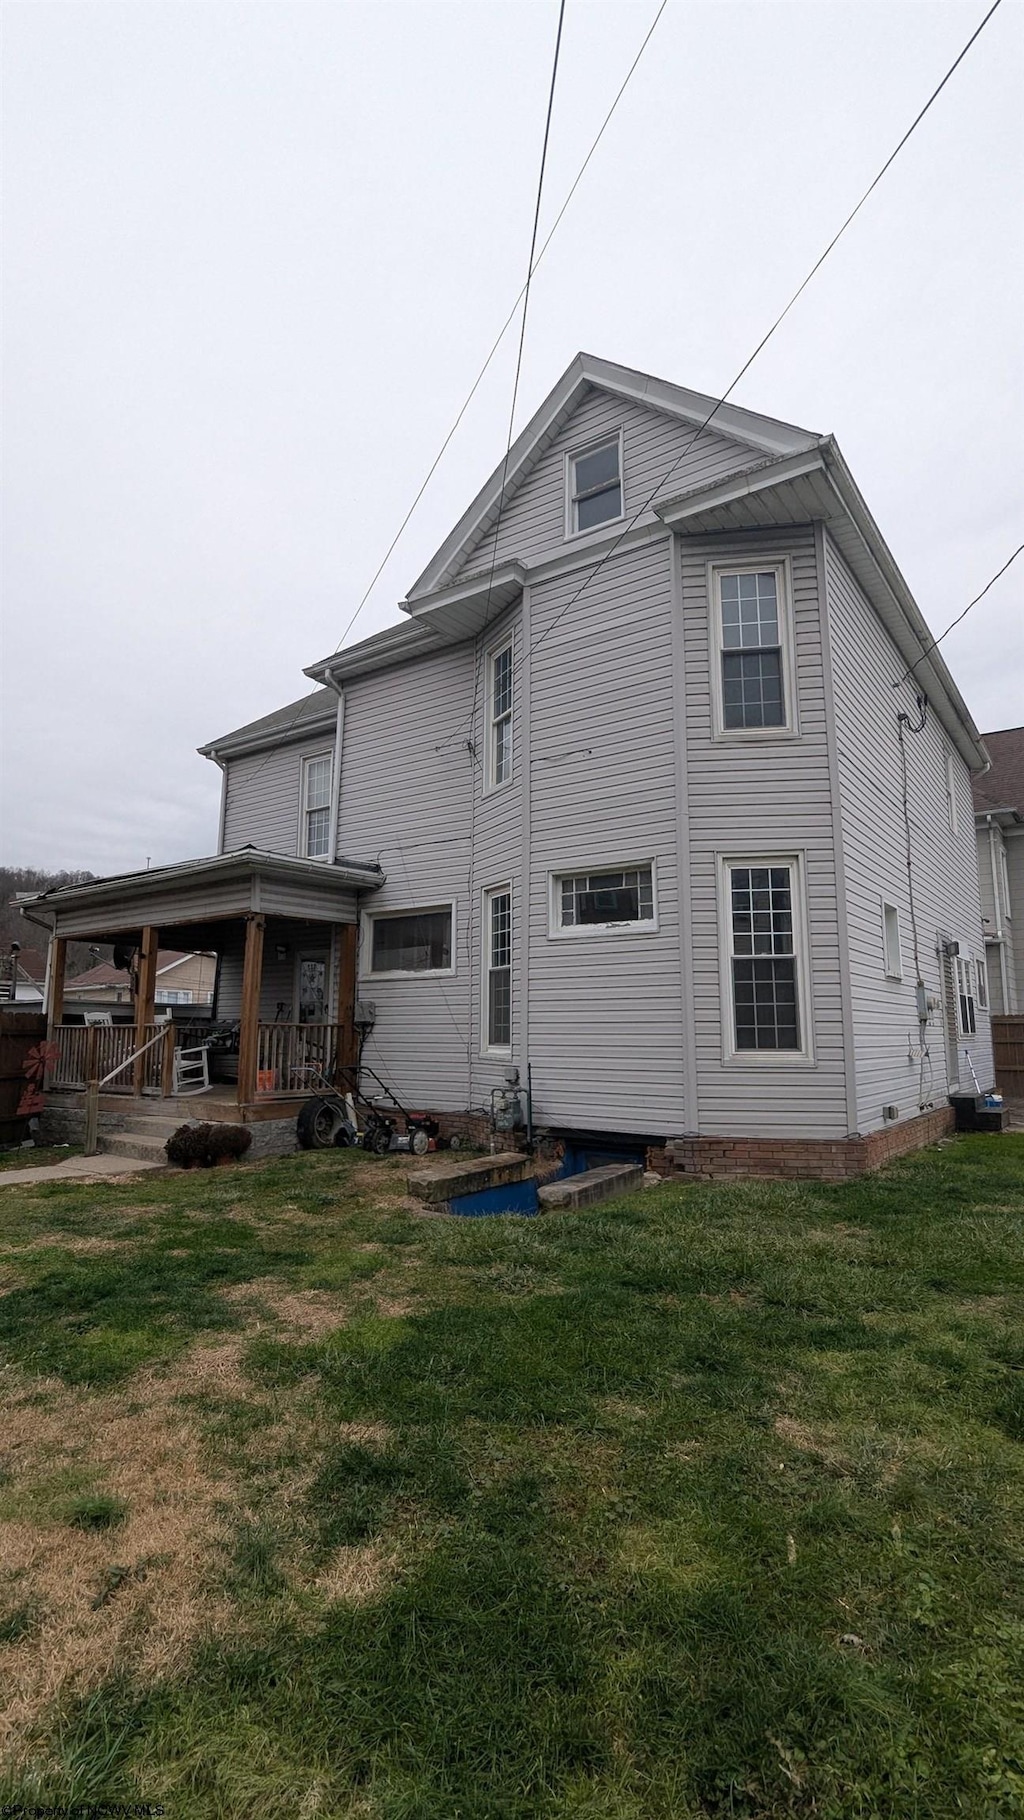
[[18, 848, 383, 942]]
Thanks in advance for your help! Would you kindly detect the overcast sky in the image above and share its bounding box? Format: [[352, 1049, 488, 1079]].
[[3, 0, 1021, 876]]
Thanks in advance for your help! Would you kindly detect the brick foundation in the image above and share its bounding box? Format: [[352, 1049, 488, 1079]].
[[649, 1105, 956, 1182]]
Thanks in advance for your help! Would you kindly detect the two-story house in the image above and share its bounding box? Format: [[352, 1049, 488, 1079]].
[[973, 727, 1023, 1016], [26, 355, 994, 1174]]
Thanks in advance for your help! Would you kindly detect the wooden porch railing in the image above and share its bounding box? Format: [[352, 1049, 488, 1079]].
[[255, 1023, 341, 1095], [51, 1023, 169, 1095], [991, 1015, 1024, 1099]]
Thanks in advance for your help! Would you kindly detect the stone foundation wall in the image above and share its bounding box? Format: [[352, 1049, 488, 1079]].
[[650, 1105, 956, 1182]]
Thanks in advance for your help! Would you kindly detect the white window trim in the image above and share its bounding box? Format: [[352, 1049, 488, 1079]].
[[548, 860, 659, 939], [483, 635, 514, 796], [974, 954, 989, 1012], [955, 954, 977, 1037], [707, 556, 799, 743], [716, 851, 814, 1065], [362, 901, 457, 981], [298, 749, 334, 861], [564, 428, 625, 541], [481, 882, 513, 1058], [881, 900, 903, 980]]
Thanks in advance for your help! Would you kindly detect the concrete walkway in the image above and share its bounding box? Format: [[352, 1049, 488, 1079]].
[[0, 1153, 165, 1188]]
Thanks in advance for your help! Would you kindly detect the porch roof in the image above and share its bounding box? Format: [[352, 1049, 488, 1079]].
[[17, 847, 384, 942]]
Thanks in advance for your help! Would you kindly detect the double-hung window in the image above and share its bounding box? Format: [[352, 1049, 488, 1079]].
[[301, 754, 332, 860], [567, 436, 622, 534], [711, 562, 795, 736], [975, 954, 989, 1012], [484, 886, 512, 1052], [956, 955, 976, 1035], [487, 643, 513, 789], [723, 859, 807, 1056]]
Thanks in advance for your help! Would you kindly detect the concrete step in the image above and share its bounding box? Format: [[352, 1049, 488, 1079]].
[[102, 1116, 183, 1139], [407, 1151, 533, 1207], [538, 1163, 644, 1212], [98, 1132, 172, 1163]]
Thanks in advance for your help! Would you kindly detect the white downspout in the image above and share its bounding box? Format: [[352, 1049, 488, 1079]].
[[214, 756, 228, 854], [988, 818, 1010, 1013], [325, 671, 345, 864]]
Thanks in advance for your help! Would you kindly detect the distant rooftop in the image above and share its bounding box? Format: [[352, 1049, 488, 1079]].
[[974, 728, 1024, 816]]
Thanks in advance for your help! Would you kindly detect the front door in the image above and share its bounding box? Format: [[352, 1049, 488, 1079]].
[[296, 956, 328, 1024]]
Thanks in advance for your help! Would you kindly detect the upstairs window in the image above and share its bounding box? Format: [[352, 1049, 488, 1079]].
[[975, 954, 989, 1011], [956, 955, 976, 1035], [945, 752, 959, 836], [718, 568, 787, 730], [487, 642, 513, 789], [301, 754, 332, 860], [568, 437, 623, 534], [554, 865, 655, 933]]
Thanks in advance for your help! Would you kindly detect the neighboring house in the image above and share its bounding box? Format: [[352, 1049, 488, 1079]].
[[23, 354, 994, 1175], [0, 946, 46, 1004], [973, 727, 1024, 1014], [62, 950, 216, 1010]]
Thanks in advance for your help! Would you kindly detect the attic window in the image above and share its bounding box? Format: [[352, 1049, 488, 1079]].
[[568, 437, 623, 535]]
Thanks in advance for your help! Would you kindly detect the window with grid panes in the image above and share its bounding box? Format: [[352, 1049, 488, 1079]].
[[485, 888, 512, 1050], [302, 755, 332, 859], [558, 866, 654, 929], [956, 955, 976, 1035], [728, 865, 800, 1050], [489, 644, 513, 787], [719, 570, 786, 729]]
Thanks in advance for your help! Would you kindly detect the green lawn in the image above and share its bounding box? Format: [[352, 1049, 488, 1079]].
[[0, 1135, 1022, 1817]]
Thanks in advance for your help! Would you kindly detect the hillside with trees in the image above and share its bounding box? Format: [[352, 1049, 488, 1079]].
[[0, 868, 113, 975]]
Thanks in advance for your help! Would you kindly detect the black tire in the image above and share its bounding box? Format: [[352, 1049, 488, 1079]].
[[447, 1133, 463, 1152], [364, 1120, 392, 1156], [297, 1097, 344, 1150]]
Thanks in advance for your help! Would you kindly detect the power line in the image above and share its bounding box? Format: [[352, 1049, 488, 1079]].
[[523, 0, 1005, 672], [330, 0, 668, 658], [895, 541, 1023, 686]]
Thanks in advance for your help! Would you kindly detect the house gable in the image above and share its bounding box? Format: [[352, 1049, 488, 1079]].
[[405, 353, 819, 602]]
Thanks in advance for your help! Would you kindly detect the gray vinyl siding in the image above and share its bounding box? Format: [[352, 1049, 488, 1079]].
[[338, 645, 477, 1111], [679, 526, 849, 1137], [825, 531, 993, 1127], [467, 608, 525, 1110], [222, 736, 334, 857], [526, 539, 687, 1133], [215, 918, 334, 1023], [457, 388, 763, 579]]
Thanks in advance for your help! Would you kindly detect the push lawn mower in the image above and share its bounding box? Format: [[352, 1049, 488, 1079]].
[[294, 1060, 458, 1156]]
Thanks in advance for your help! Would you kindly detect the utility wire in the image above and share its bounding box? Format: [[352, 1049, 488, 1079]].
[[895, 541, 1023, 686], [331, 0, 668, 658], [522, 0, 1005, 673]]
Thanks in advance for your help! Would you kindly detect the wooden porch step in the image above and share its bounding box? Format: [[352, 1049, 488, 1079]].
[[406, 1152, 533, 1207], [537, 1163, 644, 1211]]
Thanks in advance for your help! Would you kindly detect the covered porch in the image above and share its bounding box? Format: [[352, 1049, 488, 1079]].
[[21, 849, 383, 1119]]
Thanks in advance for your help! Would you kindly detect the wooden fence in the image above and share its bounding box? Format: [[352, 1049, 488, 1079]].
[[991, 1015, 1024, 1099]]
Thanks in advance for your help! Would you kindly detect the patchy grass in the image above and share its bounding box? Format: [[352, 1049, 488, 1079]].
[[0, 1136, 1021, 1815], [0, 1145, 83, 1172]]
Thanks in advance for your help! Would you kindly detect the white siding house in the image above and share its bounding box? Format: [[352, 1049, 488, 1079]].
[[196, 353, 993, 1170]]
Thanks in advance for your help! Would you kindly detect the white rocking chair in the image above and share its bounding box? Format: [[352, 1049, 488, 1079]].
[[172, 1044, 210, 1096]]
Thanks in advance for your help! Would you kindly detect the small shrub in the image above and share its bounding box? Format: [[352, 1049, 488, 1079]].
[[165, 1123, 253, 1169]]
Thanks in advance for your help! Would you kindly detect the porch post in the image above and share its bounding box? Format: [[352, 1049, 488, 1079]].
[[237, 914, 265, 1105], [334, 921, 359, 1086], [134, 926, 159, 1094], [45, 936, 67, 1041]]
